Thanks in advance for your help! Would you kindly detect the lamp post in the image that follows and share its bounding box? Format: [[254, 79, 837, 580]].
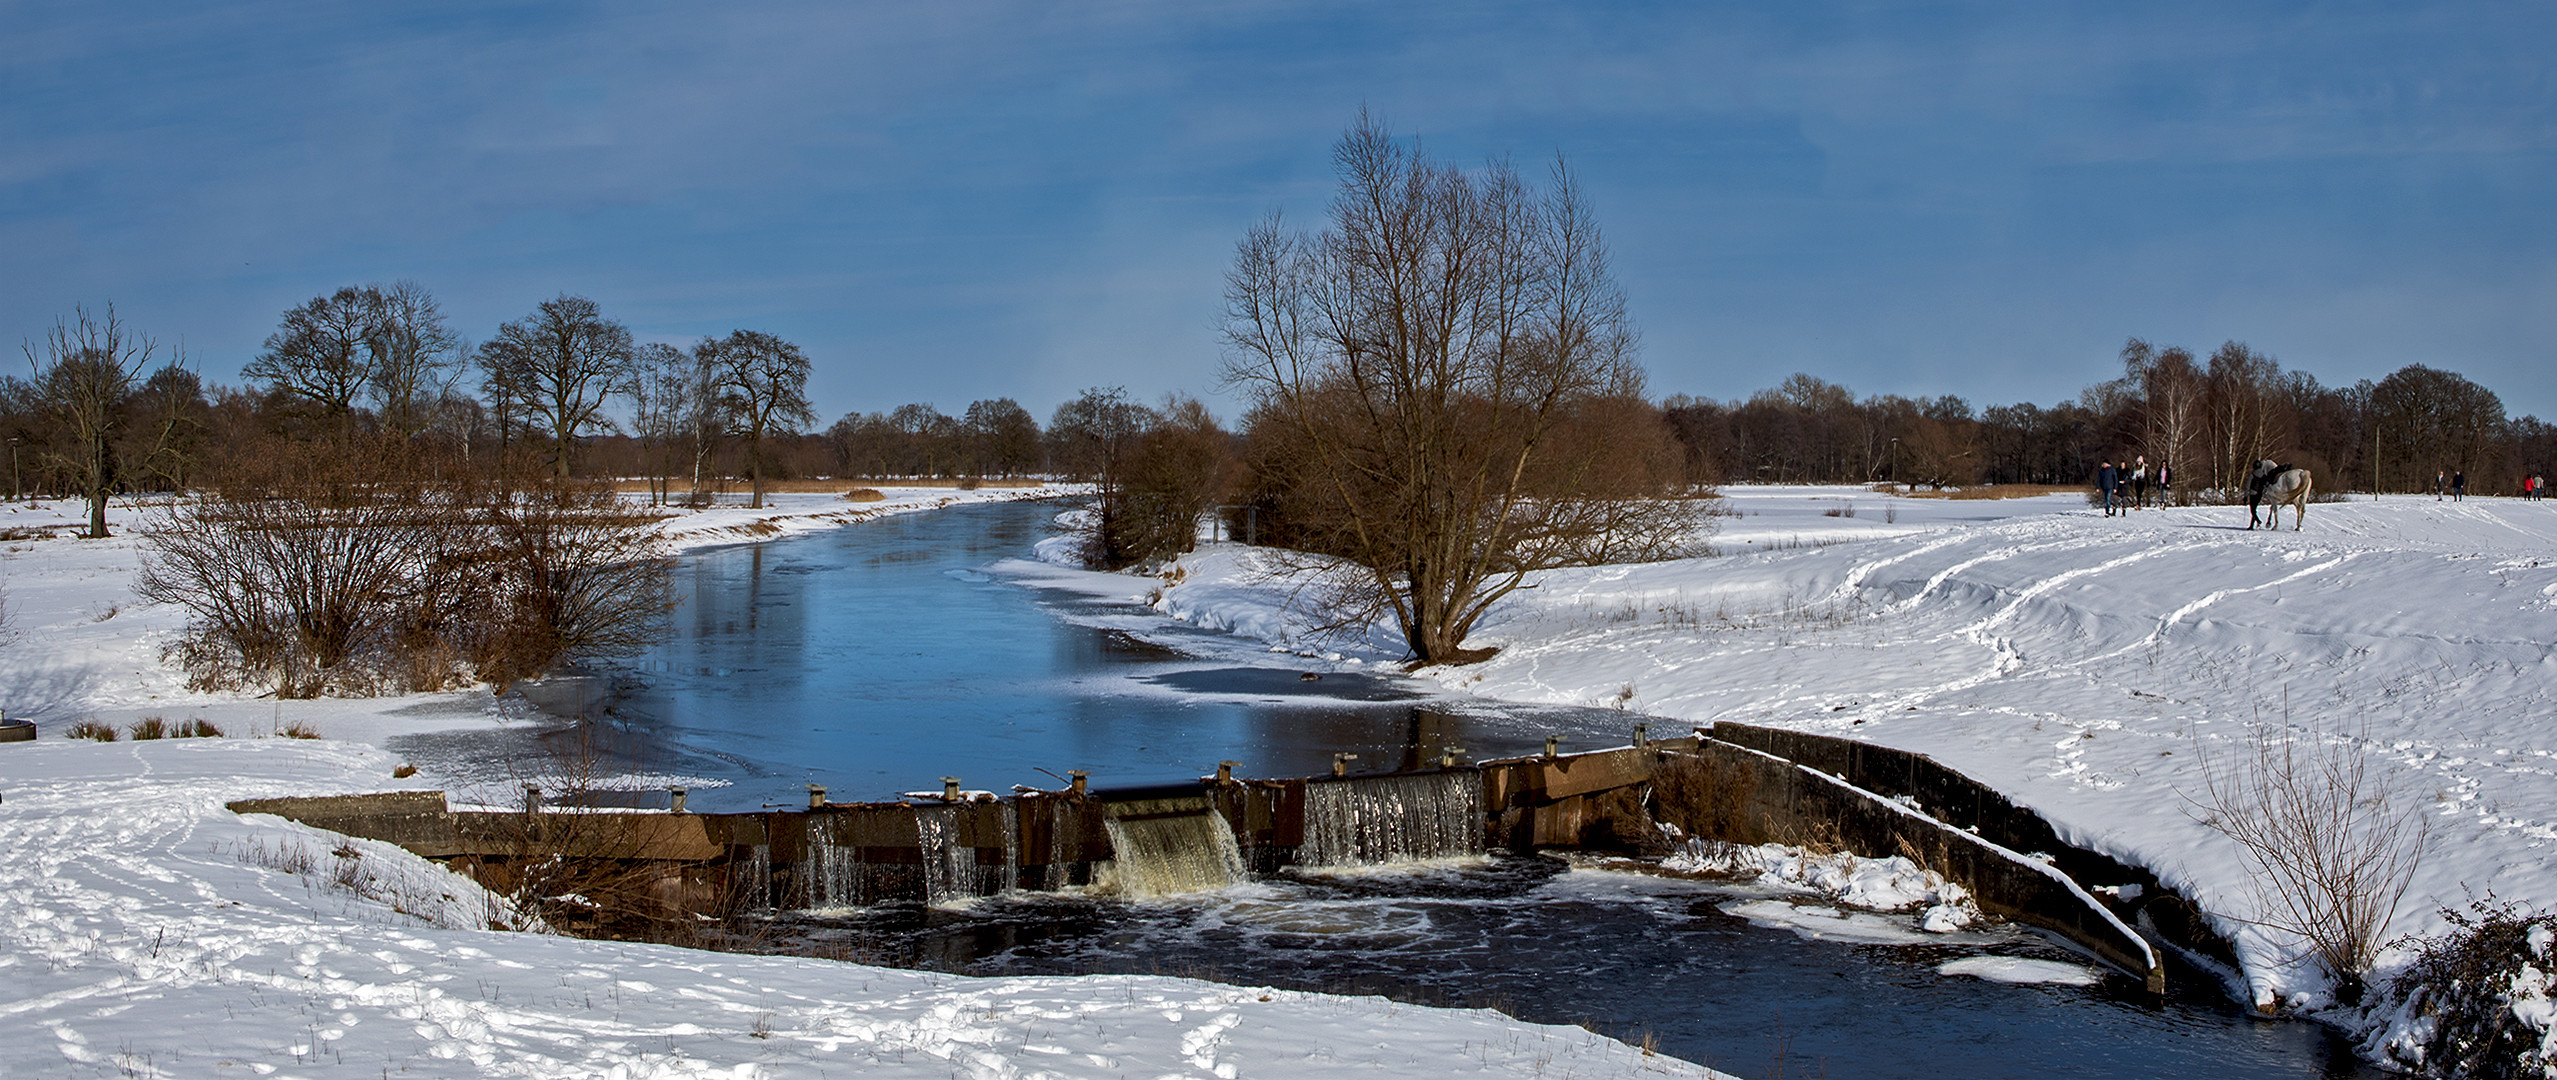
[[1888, 437, 1901, 491], [7, 436, 17, 502]]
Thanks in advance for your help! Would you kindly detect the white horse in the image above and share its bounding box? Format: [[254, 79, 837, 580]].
[[2247, 459, 2312, 531]]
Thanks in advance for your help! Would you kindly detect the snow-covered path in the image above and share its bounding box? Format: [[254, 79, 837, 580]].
[[1156, 488, 2557, 1003]]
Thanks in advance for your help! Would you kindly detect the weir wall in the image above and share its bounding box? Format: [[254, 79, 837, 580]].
[[229, 728, 2174, 990]]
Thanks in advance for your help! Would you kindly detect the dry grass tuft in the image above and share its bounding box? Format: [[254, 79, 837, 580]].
[[842, 488, 886, 502], [66, 718, 118, 742]]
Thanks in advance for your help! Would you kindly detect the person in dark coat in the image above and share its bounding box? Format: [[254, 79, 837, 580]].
[[2098, 461, 2120, 517], [2453, 470, 2466, 502]]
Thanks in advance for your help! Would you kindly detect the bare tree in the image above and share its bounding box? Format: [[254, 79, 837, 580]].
[[1047, 387, 1150, 484], [2137, 341, 2206, 503], [1223, 113, 1699, 664], [1095, 396, 1232, 568], [961, 398, 1042, 477], [2188, 713, 2429, 1002], [2368, 364, 2505, 494], [624, 343, 708, 505], [245, 287, 379, 421], [24, 305, 163, 538], [2205, 341, 2293, 496], [701, 330, 815, 508], [476, 295, 636, 477], [137, 437, 464, 696], [368, 281, 463, 437]]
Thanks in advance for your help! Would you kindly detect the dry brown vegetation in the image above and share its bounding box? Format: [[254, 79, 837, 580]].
[[138, 436, 676, 697]]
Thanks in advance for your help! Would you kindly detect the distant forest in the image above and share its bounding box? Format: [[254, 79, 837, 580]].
[[7, 290, 2549, 507], [1659, 339, 2553, 498]]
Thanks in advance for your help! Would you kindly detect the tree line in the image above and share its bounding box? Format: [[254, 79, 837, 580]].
[[4, 292, 1256, 532], [1661, 341, 2554, 499]]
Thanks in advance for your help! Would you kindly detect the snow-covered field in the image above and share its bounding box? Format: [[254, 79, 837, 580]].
[[2, 487, 1729, 1079], [1152, 485, 2557, 1011]]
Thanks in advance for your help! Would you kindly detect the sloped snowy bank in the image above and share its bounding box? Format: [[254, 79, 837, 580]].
[[1149, 487, 2557, 1025]]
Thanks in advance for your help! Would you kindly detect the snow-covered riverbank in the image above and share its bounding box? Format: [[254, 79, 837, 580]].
[[1, 488, 1728, 1079], [1150, 486, 2557, 1015]]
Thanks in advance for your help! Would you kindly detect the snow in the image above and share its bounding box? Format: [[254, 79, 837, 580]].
[[1150, 486, 2557, 1007], [1661, 841, 1980, 933], [0, 489, 1733, 1079], [1935, 957, 2105, 987]]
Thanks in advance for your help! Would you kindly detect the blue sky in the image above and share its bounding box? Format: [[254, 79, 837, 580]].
[[6, 2, 2552, 423]]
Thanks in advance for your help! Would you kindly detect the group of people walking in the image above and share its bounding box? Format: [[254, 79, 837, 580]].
[[2095, 455, 2168, 517], [2434, 470, 2467, 501]]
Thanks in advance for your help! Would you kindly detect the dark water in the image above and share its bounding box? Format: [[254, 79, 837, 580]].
[[400, 499, 2382, 1079], [752, 856, 2378, 1080]]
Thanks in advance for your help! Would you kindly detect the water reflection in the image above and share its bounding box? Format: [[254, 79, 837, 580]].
[[487, 501, 1613, 812]]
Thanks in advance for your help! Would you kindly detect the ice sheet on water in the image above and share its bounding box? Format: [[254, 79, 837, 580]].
[[1938, 956, 2105, 986], [1720, 899, 1939, 945]]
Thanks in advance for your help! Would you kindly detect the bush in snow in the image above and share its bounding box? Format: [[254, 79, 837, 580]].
[[2359, 898, 2557, 1078], [2187, 715, 2430, 1002]]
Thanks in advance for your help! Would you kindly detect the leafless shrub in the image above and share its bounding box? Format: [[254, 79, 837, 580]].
[[468, 477, 678, 689], [842, 488, 885, 502], [138, 436, 470, 696], [65, 718, 117, 741], [2187, 713, 2430, 1000], [276, 720, 321, 739], [174, 717, 222, 737], [139, 438, 673, 697], [129, 716, 168, 740]]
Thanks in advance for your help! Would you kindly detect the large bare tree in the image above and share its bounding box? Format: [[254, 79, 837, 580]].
[[245, 281, 460, 436], [1223, 114, 1699, 664], [245, 286, 378, 420], [475, 295, 636, 477], [701, 330, 815, 508], [24, 305, 166, 538], [368, 280, 463, 437], [625, 342, 714, 505]]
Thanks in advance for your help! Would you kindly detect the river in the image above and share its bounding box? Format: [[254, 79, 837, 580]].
[[400, 499, 2382, 1079]]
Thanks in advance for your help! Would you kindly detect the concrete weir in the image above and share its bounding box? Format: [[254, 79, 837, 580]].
[[230, 724, 2172, 992]]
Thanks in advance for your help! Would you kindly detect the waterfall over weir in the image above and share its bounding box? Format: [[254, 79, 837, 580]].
[[1099, 795, 1247, 898], [1300, 772, 1486, 868], [795, 800, 1021, 909]]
